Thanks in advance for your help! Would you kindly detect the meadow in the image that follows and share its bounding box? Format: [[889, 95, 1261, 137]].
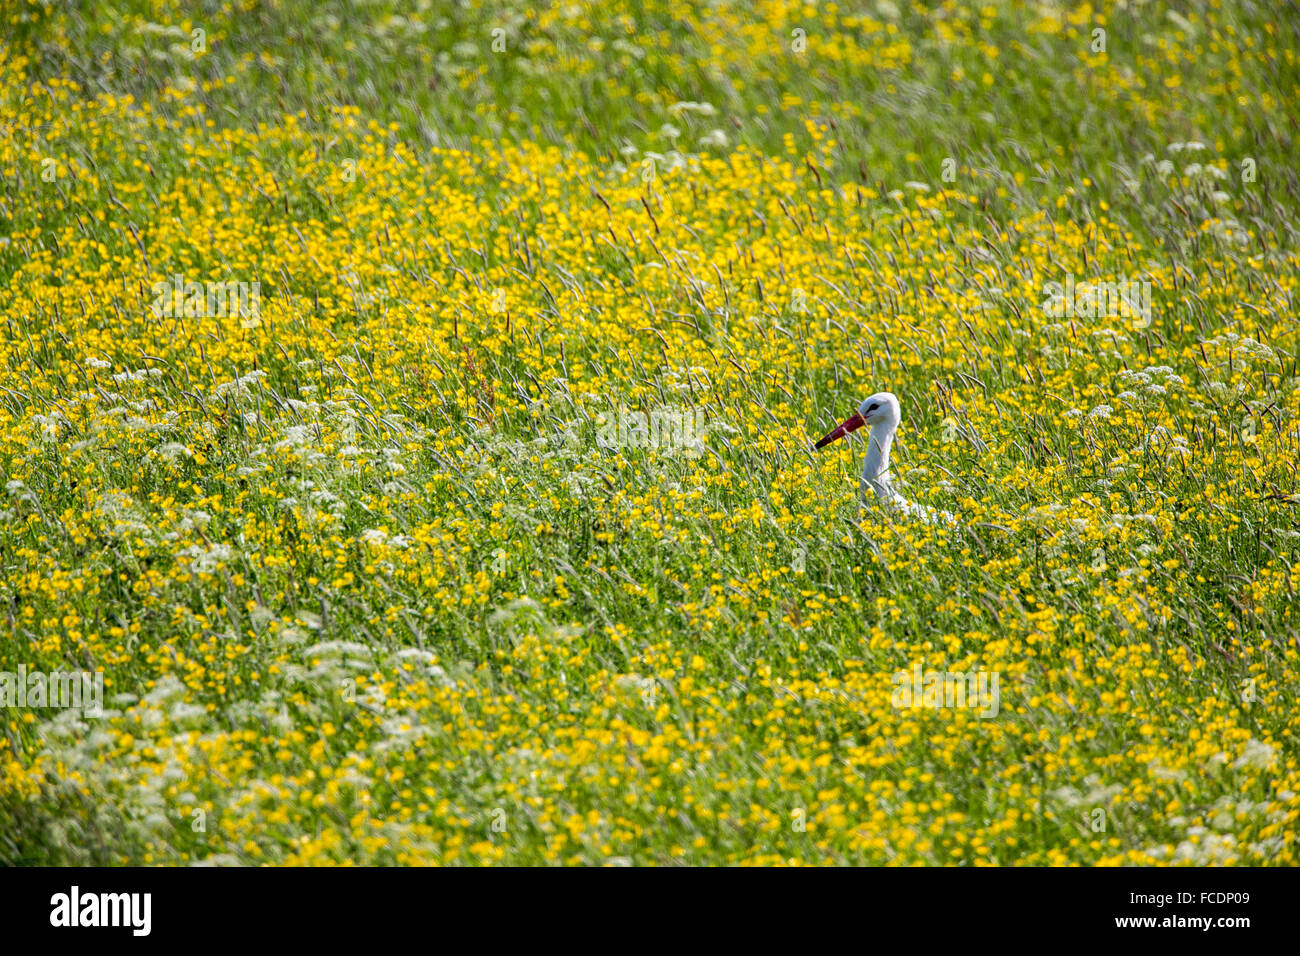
[[1, 0, 1298, 865]]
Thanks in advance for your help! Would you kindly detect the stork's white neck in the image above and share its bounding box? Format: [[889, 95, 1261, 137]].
[[861, 421, 896, 500]]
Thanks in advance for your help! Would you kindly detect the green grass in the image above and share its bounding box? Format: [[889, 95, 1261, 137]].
[[0, 0, 1298, 866]]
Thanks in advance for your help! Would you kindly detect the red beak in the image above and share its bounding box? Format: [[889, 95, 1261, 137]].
[[814, 411, 866, 449]]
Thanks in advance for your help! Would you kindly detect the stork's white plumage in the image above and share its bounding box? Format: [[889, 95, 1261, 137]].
[[814, 391, 956, 526]]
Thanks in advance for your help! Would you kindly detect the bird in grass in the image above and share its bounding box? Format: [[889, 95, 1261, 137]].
[[814, 391, 956, 526]]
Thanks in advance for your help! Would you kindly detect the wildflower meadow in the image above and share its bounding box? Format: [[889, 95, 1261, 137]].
[[2, 0, 1299, 868]]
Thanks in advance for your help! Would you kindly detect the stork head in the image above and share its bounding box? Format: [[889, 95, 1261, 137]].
[[859, 392, 901, 428], [814, 392, 900, 449]]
